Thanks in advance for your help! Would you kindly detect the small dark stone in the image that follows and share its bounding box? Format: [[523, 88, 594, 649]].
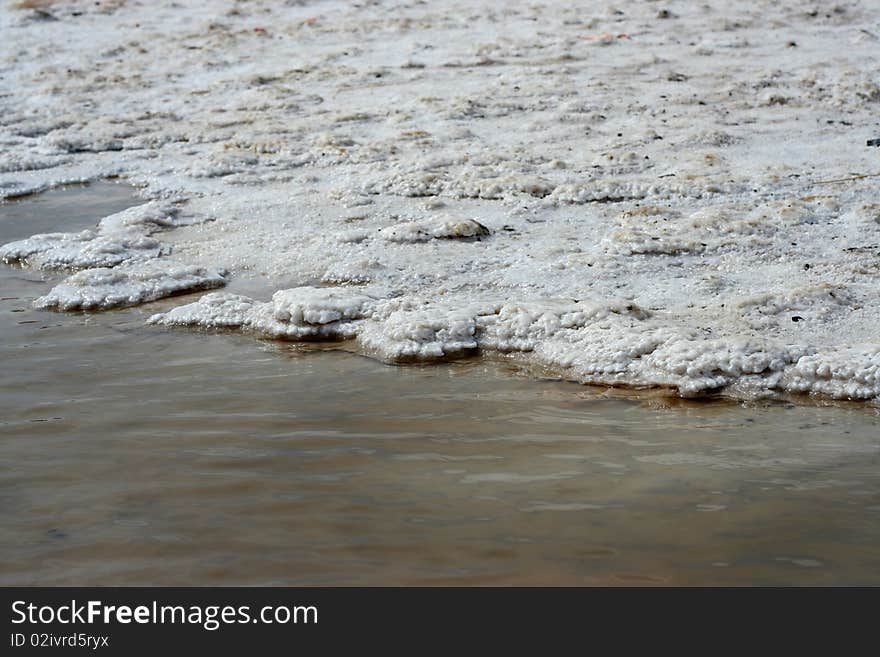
[[28, 9, 58, 22], [791, 315, 804, 322]]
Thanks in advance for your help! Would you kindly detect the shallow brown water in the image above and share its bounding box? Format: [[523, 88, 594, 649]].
[[1, 184, 880, 585]]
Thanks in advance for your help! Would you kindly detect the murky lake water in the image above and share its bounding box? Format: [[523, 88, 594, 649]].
[[2, 184, 880, 585]]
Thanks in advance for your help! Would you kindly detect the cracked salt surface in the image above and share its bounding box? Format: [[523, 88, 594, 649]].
[[2, 0, 880, 400]]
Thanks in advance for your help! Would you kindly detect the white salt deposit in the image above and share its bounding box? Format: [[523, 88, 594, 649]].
[[36, 262, 227, 311], [150, 286, 375, 340], [359, 299, 483, 361], [0, 228, 164, 270], [381, 217, 490, 243], [3, 0, 880, 400]]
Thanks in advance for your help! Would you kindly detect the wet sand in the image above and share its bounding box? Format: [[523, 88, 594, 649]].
[[2, 185, 880, 585]]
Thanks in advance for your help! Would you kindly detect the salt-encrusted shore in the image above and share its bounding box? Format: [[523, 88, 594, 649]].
[[2, 0, 880, 399]]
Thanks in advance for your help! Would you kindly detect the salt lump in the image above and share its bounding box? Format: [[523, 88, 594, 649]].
[[784, 346, 880, 400], [360, 301, 482, 361], [146, 292, 258, 329], [153, 292, 482, 361], [36, 262, 227, 311], [250, 288, 374, 339], [382, 218, 490, 243], [0, 201, 178, 270], [150, 287, 376, 340], [478, 299, 650, 353], [2, 199, 225, 309], [271, 287, 373, 325], [0, 229, 163, 270]]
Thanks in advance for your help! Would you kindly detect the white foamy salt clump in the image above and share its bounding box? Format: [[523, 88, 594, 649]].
[[96, 201, 184, 233], [603, 203, 790, 256], [271, 287, 373, 326], [0, 201, 179, 270], [453, 173, 556, 200], [478, 299, 650, 353], [358, 302, 484, 362], [0, 153, 71, 174], [249, 287, 376, 339], [36, 262, 227, 311], [540, 325, 671, 381], [147, 292, 256, 329], [0, 229, 164, 270], [549, 181, 653, 205], [381, 218, 490, 243], [783, 346, 880, 400], [474, 300, 668, 385], [0, 198, 226, 310], [150, 287, 377, 340], [638, 338, 809, 398]]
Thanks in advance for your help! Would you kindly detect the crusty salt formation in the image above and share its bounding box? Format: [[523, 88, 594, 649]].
[[3, 0, 880, 400], [36, 262, 227, 311], [0, 229, 163, 270], [150, 287, 376, 340], [1, 197, 222, 307]]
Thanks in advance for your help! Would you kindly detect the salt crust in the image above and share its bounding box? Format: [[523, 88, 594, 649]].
[[3, 0, 880, 400]]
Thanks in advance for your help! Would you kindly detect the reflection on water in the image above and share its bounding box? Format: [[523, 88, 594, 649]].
[[1, 184, 879, 585]]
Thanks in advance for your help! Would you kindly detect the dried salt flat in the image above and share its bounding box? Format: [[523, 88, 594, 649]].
[[3, 0, 880, 400]]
